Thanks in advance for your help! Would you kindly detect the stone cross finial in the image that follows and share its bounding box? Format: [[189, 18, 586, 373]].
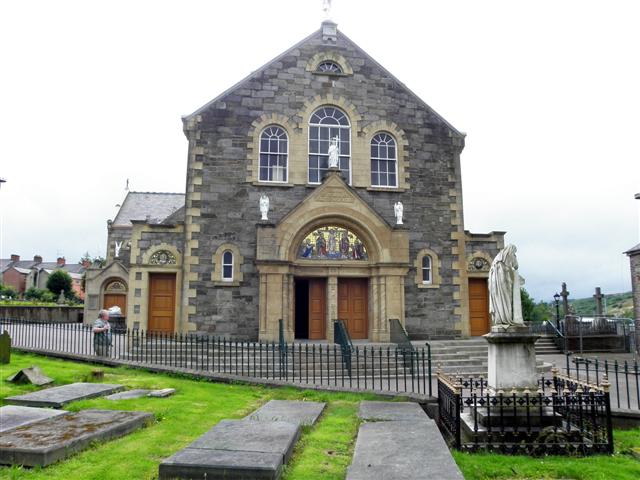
[[322, 0, 332, 19], [560, 282, 570, 317], [593, 287, 604, 316]]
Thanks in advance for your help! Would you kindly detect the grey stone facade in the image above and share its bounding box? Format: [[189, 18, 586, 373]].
[[182, 23, 477, 340]]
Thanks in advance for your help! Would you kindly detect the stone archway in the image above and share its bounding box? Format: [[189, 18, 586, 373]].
[[256, 171, 409, 342]]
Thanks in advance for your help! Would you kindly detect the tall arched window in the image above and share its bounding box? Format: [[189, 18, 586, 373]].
[[259, 126, 288, 182], [222, 251, 233, 281], [308, 106, 351, 184], [422, 255, 432, 284], [371, 132, 397, 187]]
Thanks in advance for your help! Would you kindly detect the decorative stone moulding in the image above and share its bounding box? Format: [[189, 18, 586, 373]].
[[149, 250, 177, 265]]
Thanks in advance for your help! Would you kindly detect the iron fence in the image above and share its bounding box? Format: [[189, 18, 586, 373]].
[[0, 318, 431, 395], [437, 369, 613, 455], [565, 353, 639, 410]]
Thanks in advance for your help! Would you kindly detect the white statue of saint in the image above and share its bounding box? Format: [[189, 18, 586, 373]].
[[114, 241, 122, 257], [328, 136, 340, 169], [488, 244, 525, 329], [394, 201, 403, 225], [259, 194, 269, 221]]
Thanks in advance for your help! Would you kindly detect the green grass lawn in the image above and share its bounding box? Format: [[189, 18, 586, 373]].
[[1, 352, 639, 479]]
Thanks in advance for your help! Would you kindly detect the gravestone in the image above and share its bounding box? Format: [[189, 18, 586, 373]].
[[148, 388, 176, 398], [246, 400, 325, 426], [358, 401, 427, 422], [7, 366, 54, 386], [0, 405, 68, 433], [105, 389, 151, 400], [5, 382, 124, 408], [0, 330, 10, 364], [0, 409, 153, 467]]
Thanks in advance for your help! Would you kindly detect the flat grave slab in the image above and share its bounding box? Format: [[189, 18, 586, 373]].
[[358, 401, 428, 422], [148, 388, 175, 398], [0, 409, 153, 467], [4, 383, 124, 408], [246, 400, 325, 426], [0, 406, 68, 433], [347, 420, 463, 480], [105, 389, 150, 400], [160, 448, 283, 480], [159, 419, 300, 479]]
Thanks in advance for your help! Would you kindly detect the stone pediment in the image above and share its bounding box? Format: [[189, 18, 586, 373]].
[[257, 171, 408, 264]]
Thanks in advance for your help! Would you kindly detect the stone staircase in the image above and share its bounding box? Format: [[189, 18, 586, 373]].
[[425, 337, 553, 377], [535, 335, 563, 355]]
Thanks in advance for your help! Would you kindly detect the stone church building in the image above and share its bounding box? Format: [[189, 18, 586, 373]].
[[84, 21, 505, 342]]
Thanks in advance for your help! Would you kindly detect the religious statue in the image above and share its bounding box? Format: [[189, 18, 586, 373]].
[[328, 136, 340, 168], [259, 194, 269, 221], [114, 241, 122, 258], [322, 0, 332, 19], [394, 201, 403, 225], [315, 232, 327, 257], [340, 231, 350, 257], [488, 244, 525, 329]]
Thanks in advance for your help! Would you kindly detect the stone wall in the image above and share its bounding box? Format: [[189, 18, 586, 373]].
[[0, 306, 84, 323], [182, 26, 466, 340], [107, 226, 132, 266]]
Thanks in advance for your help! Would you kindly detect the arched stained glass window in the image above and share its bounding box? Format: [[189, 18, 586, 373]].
[[259, 126, 288, 182], [222, 251, 233, 281], [422, 255, 432, 284], [308, 107, 351, 184], [298, 226, 367, 260], [371, 133, 397, 187], [316, 61, 343, 74]]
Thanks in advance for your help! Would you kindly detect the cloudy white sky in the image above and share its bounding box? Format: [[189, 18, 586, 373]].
[[1, 0, 638, 302]]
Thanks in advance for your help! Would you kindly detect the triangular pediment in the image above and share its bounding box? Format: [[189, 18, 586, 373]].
[[278, 171, 391, 228]]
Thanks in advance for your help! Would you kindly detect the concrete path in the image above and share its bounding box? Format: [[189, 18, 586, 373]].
[[0, 409, 152, 467], [5, 383, 124, 408], [0, 405, 68, 433], [159, 400, 326, 479], [347, 401, 463, 480]]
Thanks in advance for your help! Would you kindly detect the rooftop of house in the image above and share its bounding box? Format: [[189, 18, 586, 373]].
[[112, 191, 185, 227]]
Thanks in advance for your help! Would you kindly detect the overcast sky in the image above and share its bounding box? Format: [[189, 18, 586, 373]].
[[1, 0, 639, 302]]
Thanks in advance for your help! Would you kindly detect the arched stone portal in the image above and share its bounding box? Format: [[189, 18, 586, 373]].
[[256, 171, 409, 342]]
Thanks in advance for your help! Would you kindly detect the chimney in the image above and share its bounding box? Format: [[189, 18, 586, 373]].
[[57, 257, 66, 267], [10, 254, 20, 262], [33, 255, 43, 264]]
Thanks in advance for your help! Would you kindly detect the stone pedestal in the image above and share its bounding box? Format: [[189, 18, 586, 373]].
[[484, 326, 539, 392]]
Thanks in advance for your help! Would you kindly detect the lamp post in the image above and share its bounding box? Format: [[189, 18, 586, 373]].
[[553, 292, 561, 332]]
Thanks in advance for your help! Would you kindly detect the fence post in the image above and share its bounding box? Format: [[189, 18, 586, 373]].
[[602, 374, 614, 454], [454, 383, 462, 450]]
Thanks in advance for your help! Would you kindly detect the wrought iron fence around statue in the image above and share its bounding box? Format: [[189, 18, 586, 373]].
[[1, 318, 431, 395], [437, 368, 613, 455]]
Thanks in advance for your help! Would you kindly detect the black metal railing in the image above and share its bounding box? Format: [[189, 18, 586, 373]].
[[0, 318, 432, 395], [437, 368, 614, 455], [333, 319, 353, 376], [562, 316, 634, 353], [389, 318, 416, 373], [565, 353, 639, 410]]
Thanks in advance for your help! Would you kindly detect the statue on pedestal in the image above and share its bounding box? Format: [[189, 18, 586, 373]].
[[488, 244, 524, 329], [328, 136, 340, 168], [394, 201, 403, 225], [114, 241, 122, 258], [259, 194, 269, 221]]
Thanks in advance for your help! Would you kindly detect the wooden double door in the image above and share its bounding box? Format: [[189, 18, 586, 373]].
[[148, 273, 176, 333], [469, 278, 490, 336], [300, 277, 369, 340]]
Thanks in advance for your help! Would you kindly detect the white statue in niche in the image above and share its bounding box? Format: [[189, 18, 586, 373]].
[[488, 244, 525, 329], [328, 136, 340, 169], [394, 201, 403, 225], [114, 241, 122, 257], [259, 194, 269, 221]]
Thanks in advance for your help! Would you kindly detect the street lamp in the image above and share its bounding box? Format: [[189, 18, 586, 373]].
[[553, 292, 561, 331]]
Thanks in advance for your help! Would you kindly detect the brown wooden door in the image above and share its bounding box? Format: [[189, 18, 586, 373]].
[[308, 278, 326, 340], [148, 273, 176, 333], [469, 278, 490, 336], [338, 278, 368, 339], [103, 294, 127, 315]]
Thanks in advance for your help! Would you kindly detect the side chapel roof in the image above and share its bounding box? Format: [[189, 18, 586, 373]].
[[112, 192, 185, 227]]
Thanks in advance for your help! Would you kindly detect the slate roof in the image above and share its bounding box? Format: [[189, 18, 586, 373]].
[[0, 259, 11, 273], [112, 192, 185, 227], [36, 262, 86, 274], [625, 243, 640, 255]]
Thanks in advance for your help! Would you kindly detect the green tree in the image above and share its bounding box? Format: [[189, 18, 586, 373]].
[[0, 283, 18, 299], [46, 270, 73, 298], [520, 288, 536, 322]]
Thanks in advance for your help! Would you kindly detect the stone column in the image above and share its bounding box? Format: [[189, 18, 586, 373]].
[[326, 276, 338, 341], [560, 282, 570, 317], [593, 287, 604, 316]]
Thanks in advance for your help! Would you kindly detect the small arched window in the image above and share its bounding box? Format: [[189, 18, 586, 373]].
[[308, 106, 351, 184], [422, 255, 432, 284], [259, 126, 288, 182], [222, 251, 233, 281], [371, 133, 397, 187], [316, 61, 343, 74]]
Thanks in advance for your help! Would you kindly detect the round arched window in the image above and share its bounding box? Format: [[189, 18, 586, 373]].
[[308, 107, 351, 184], [316, 61, 343, 74]]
